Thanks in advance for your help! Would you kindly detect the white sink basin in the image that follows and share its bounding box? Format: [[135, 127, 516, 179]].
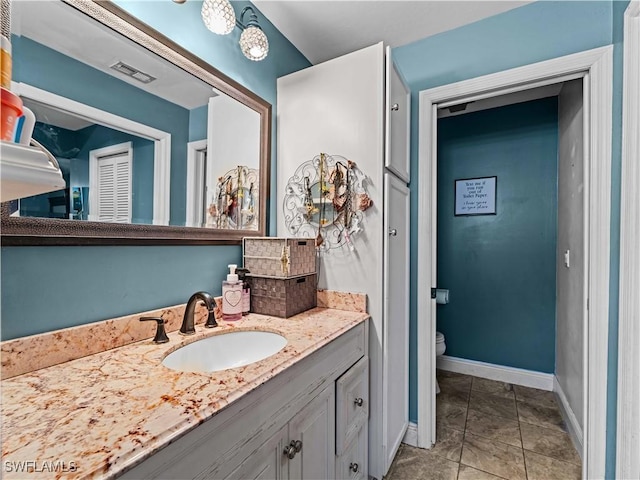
[[162, 331, 287, 373]]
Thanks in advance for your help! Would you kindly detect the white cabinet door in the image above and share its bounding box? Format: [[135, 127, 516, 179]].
[[288, 385, 336, 480], [336, 356, 369, 453], [336, 425, 368, 480], [382, 172, 410, 473], [385, 46, 411, 182], [226, 425, 289, 480]]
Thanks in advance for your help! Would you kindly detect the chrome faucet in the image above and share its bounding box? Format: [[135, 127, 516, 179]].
[[180, 291, 218, 335]]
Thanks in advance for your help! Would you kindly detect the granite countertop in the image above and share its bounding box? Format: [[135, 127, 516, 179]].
[[1, 308, 369, 480]]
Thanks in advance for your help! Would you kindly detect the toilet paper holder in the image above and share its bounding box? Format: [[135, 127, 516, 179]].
[[430, 288, 449, 304]]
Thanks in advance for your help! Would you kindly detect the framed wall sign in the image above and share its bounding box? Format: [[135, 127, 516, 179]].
[[454, 176, 497, 216]]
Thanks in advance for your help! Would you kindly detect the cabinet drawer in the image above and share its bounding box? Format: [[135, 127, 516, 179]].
[[336, 425, 367, 480], [335, 355, 368, 454]]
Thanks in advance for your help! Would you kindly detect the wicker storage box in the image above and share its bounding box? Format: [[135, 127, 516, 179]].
[[249, 274, 317, 318], [243, 237, 316, 278]]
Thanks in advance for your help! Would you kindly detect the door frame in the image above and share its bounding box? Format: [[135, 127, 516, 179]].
[[185, 139, 208, 227], [417, 46, 613, 479], [616, 2, 640, 479]]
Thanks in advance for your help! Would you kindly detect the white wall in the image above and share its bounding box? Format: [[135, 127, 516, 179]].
[[276, 43, 386, 479], [207, 94, 260, 184], [556, 78, 585, 432]]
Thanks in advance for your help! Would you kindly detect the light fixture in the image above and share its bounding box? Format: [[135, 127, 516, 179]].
[[177, 1, 270, 61], [201, 0, 236, 35], [237, 7, 269, 62]]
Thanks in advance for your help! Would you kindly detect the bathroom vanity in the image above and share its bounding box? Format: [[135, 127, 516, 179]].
[[0, 305, 369, 480], [122, 320, 368, 480]]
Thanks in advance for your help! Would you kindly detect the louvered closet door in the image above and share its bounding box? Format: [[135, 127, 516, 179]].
[[96, 153, 132, 223]]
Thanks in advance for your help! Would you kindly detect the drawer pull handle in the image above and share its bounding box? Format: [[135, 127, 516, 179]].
[[354, 397, 364, 407], [350, 462, 359, 473], [391, 103, 399, 111], [284, 440, 303, 459]]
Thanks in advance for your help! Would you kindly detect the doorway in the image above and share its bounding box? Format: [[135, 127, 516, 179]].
[[416, 46, 613, 479]]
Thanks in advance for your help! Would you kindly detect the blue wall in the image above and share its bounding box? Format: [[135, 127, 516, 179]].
[[393, 1, 627, 476], [436, 98, 558, 373], [0, 2, 310, 341], [189, 105, 208, 142]]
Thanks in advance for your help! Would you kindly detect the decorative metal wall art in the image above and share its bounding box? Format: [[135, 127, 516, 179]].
[[283, 153, 372, 252], [208, 166, 258, 230]]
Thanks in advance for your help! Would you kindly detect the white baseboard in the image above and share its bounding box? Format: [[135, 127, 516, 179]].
[[436, 355, 554, 391], [553, 376, 584, 459], [403, 422, 419, 447]]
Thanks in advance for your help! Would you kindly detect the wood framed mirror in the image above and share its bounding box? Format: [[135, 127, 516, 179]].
[[1, 0, 271, 245]]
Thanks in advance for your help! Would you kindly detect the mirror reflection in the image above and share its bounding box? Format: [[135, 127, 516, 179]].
[[10, 0, 261, 231]]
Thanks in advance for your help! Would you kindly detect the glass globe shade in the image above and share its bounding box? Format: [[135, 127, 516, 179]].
[[201, 0, 236, 35], [239, 26, 269, 61]]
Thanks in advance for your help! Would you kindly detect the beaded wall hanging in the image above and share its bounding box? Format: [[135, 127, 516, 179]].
[[283, 153, 372, 252]]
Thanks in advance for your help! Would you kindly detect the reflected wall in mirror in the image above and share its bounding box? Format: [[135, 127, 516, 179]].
[[1, 0, 270, 244]]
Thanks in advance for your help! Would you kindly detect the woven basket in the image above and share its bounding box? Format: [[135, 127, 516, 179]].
[[243, 237, 316, 278], [249, 274, 317, 318]]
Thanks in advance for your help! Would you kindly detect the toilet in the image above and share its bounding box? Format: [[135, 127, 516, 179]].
[[435, 332, 446, 394]]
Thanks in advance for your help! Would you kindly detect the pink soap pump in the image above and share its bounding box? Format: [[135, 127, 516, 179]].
[[222, 264, 243, 321]]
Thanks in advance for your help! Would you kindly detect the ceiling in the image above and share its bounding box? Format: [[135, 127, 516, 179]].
[[253, 1, 533, 65], [12, 0, 215, 111]]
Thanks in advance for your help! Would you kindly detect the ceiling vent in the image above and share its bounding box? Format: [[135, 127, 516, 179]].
[[110, 61, 156, 84]]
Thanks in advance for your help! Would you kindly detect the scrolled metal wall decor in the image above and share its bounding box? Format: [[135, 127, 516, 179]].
[[209, 166, 259, 230], [283, 153, 372, 253]]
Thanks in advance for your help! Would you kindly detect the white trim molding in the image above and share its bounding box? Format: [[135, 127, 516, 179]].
[[185, 139, 208, 228], [11, 82, 171, 225], [436, 356, 554, 391], [417, 46, 613, 479], [402, 422, 419, 448], [617, 3, 640, 480], [555, 376, 584, 461]]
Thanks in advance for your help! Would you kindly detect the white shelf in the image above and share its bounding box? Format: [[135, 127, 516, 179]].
[[0, 141, 66, 202]]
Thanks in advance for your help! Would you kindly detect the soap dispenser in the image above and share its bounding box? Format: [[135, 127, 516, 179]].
[[222, 264, 242, 321], [236, 268, 251, 316]]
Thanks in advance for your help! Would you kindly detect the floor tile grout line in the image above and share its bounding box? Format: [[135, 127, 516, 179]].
[[521, 446, 583, 468], [458, 462, 512, 480], [515, 393, 530, 480], [461, 428, 523, 450], [467, 404, 519, 423]]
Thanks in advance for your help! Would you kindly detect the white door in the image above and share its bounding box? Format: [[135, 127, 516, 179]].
[[383, 172, 410, 472], [385, 46, 411, 182], [88, 142, 132, 223]]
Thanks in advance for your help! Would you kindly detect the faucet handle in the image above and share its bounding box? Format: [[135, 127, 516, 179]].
[[140, 317, 170, 344]]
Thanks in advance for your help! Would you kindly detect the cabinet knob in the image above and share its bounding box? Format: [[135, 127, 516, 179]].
[[284, 444, 296, 460], [354, 397, 364, 407], [350, 462, 359, 473], [389, 229, 397, 237], [284, 440, 302, 459], [391, 103, 399, 111]]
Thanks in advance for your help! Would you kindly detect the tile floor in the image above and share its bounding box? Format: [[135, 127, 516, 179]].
[[385, 370, 582, 480]]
